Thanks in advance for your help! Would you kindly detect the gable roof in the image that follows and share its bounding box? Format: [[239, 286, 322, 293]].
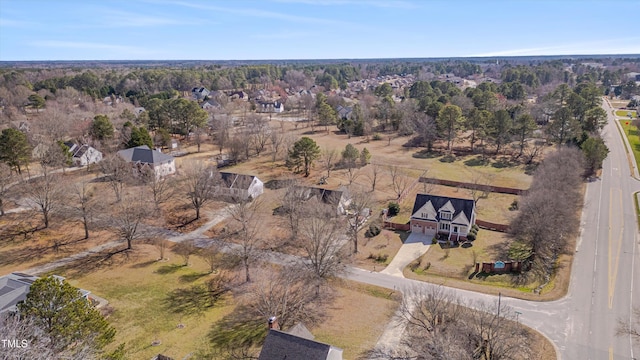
[[411, 194, 475, 225], [0, 273, 90, 314], [117, 145, 174, 165], [219, 172, 258, 190], [258, 330, 342, 360]]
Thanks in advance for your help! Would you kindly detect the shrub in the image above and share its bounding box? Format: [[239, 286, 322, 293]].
[[365, 223, 381, 238], [372, 133, 383, 141], [471, 224, 479, 232], [439, 154, 456, 163], [509, 200, 519, 211], [467, 233, 476, 241], [387, 202, 400, 217], [367, 253, 388, 263], [431, 238, 438, 245], [423, 262, 431, 270], [409, 259, 421, 271]]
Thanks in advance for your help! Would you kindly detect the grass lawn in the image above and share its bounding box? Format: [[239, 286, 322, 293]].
[[313, 280, 399, 359], [55, 245, 235, 360], [403, 224, 575, 301], [620, 120, 640, 171], [616, 110, 638, 119]]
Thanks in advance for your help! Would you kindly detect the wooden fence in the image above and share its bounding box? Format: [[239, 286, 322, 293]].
[[418, 177, 527, 195]]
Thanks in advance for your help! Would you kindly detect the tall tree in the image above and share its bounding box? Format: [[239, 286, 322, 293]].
[[546, 107, 580, 145], [488, 109, 513, 154], [512, 114, 537, 157], [25, 167, 65, 229], [437, 104, 464, 151], [346, 188, 370, 254], [0, 163, 15, 216], [89, 114, 114, 141], [111, 193, 150, 250], [286, 137, 321, 177], [166, 98, 208, 135], [466, 109, 491, 152], [18, 276, 116, 355], [183, 161, 220, 220], [0, 128, 31, 174], [582, 137, 609, 176], [321, 148, 338, 178], [228, 197, 263, 282], [299, 205, 347, 294]]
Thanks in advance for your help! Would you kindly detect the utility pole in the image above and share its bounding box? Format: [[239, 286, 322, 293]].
[[497, 292, 502, 317]]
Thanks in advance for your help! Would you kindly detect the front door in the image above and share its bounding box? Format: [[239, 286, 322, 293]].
[[453, 226, 458, 233]]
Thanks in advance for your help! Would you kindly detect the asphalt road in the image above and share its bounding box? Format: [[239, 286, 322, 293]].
[[347, 99, 640, 360]]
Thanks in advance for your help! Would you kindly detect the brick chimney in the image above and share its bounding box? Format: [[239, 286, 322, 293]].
[[268, 316, 279, 330]]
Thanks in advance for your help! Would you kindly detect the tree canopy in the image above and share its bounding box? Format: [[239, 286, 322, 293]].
[[287, 137, 321, 177], [89, 114, 114, 141], [0, 128, 31, 174], [18, 276, 116, 355]]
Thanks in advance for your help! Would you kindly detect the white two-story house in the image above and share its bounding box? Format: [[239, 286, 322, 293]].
[[410, 194, 476, 241]]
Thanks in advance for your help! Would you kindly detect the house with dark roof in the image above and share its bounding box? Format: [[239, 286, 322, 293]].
[[64, 142, 103, 166], [410, 194, 476, 241], [257, 101, 284, 113], [117, 145, 176, 178], [258, 329, 343, 360], [191, 87, 210, 101], [284, 186, 351, 215], [218, 172, 264, 200], [0, 273, 90, 314], [335, 105, 353, 120]]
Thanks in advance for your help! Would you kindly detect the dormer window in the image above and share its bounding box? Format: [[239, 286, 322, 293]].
[[440, 211, 452, 220]]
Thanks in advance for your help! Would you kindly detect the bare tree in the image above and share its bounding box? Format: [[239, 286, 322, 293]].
[[321, 148, 338, 178], [211, 113, 231, 154], [173, 239, 199, 266], [140, 166, 175, 209], [270, 127, 284, 162], [299, 205, 347, 294], [346, 188, 370, 254], [193, 125, 205, 153], [183, 161, 220, 220], [366, 162, 382, 192], [280, 180, 309, 240], [24, 166, 66, 229], [110, 193, 150, 250], [0, 313, 57, 360], [0, 163, 15, 216], [228, 197, 263, 282], [468, 172, 493, 205], [388, 165, 410, 199], [99, 154, 130, 202], [245, 266, 320, 330], [68, 182, 96, 239], [152, 238, 168, 261], [247, 114, 270, 156], [199, 241, 224, 273]]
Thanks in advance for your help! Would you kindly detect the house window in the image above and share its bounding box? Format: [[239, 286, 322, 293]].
[[440, 212, 452, 220], [453, 226, 458, 233], [421, 213, 427, 218], [440, 223, 450, 231]]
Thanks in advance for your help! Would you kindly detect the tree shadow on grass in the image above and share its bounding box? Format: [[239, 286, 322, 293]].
[[491, 157, 517, 169], [53, 247, 140, 278], [463, 156, 489, 167], [412, 149, 440, 159], [179, 272, 209, 283], [155, 264, 184, 274], [131, 259, 158, 268]]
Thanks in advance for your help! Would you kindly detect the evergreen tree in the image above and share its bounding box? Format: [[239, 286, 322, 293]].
[[0, 128, 31, 174], [287, 137, 321, 177]]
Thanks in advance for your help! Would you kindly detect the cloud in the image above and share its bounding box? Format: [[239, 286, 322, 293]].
[[471, 38, 640, 57], [100, 9, 188, 27], [270, 0, 419, 9], [0, 18, 35, 28], [29, 40, 153, 55], [158, 0, 354, 26]]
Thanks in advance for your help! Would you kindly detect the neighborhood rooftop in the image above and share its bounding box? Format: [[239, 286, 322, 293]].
[[258, 329, 343, 360], [117, 145, 174, 164], [411, 193, 475, 224]]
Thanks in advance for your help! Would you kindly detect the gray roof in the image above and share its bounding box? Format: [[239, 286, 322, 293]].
[[0, 273, 90, 314], [258, 330, 342, 360], [0, 273, 37, 313], [220, 172, 258, 190], [117, 145, 174, 165], [411, 194, 475, 225], [286, 323, 314, 340]]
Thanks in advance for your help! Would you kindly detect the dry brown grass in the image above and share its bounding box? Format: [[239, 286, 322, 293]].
[[352, 229, 405, 271], [312, 279, 399, 359]]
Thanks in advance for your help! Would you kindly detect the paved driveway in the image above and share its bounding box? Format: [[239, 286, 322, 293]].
[[380, 232, 432, 277]]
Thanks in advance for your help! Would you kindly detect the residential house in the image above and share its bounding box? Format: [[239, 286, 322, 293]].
[[258, 329, 343, 360], [0, 273, 90, 314], [133, 107, 146, 116], [192, 87, 210, 101], [218, 172, 264, 200], [285, 186, 351, 215], [117, 145, 176, 178], [257, 101, 284, 113], [336, 105, 353, 120], [64, 142, 103, 166], [228, 90, 248, 101], [410, 194, 476, 241], [201, 99, 220, 110]]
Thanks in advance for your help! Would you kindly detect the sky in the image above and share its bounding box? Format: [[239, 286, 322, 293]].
[[0, 0, 639, 61]]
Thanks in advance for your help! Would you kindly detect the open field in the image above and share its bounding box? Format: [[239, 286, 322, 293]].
[[620, 120, 640, 171]]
